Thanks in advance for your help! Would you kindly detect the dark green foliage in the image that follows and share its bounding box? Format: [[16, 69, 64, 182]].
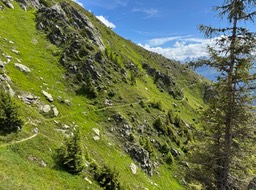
[[166, 152, 174, 165], [153, 117, 166, 134], [150, 101, 162, 111], [57, 130, 84, 174], [0, 90, 23, 134], [94, 166, 122, 190], [77, 73, 98, 98]]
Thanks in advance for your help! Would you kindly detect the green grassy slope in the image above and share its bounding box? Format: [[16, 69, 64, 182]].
[[0, 1, 209, 189]]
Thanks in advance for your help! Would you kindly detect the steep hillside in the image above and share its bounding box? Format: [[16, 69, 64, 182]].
[[0, 0, 210, 189]]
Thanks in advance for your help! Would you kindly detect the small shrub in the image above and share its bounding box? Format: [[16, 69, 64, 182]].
[[94, 166, 122, 190]]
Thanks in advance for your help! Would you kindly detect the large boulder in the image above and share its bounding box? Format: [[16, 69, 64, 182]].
[[15, 63, 31, 73], [42, 90, 53, 102]]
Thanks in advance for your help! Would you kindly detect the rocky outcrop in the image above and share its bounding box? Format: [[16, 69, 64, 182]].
[[36, 2, 105, 50], [142, 63, 183, 100], [126, 143, 153, 176]]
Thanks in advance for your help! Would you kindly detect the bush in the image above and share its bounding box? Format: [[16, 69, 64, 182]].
[[0, 90, 23, 134], [57, 129, 84, 174], [94, 166, 122, 190]]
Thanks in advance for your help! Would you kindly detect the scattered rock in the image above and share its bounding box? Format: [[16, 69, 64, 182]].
[[64, 99, 71, 106], [52, 107, 59, 117], [104, 99, 112, 106], [42, 90, 53, 102], [130, 163, 137, 174], [28, 155, 47, 167], [6, 83, 15, 97], [4, 1, 14, 9], [62, 124, 70, 129], [41, 105, 51, 113], [11, 49, 19, 54], [171, 148, 180, 157], [19, 3, 26, 11], [15, 63, 31, 72], [32, 127, 39, 134], [18, 93, 39, 105], [0, 60, 4, 68], [92, 128, 100, 136], [93, 136, 100, 141]]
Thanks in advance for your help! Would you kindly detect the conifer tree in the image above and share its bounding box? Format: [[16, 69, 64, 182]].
[[190, 0, 256, 189], [57, 129, 85, 174], [0, 90, 23, 133]]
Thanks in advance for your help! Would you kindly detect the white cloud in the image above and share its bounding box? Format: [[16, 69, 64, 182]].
[[132, 8, 159, 18], [148, 35, 191, 46], [139, 37, 215, 61], [72, 0, 83, 7], [96, 15, 116, 29]]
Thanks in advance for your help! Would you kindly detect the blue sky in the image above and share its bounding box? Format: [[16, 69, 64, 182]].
[[74, 0, 254, 61]]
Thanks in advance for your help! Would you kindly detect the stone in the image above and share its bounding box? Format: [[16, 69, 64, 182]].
[[4, 1, 14, 9], [130, 163, 137, 174], [15, 63, 31, 72], [0, 60, 4, 68], [6, 83, 15, 97], [32, 127, 39, 133], [52, 107, 59, 117], [11, 49, 19, 54], [42, 90, 53, 102], [92, 128, 100, 136], [64, 99, 71, 106], [19, 3, 27, 11], [93, 136, 100, 141], [42, 105, 51, 113]]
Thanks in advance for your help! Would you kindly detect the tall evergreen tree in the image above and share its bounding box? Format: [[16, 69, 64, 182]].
[[190, 0, 256, 189]]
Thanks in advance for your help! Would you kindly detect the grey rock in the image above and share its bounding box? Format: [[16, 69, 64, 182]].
[[32, 127, 39, 133], [42, 105, 51, 113], [52, 107, 59, 117], [42, 90, 53, 102], [92, 128, 100, 136], [64, 99, 70, 106], [19, 3, 27, 11], [15, 63, 31, 72], [11, 49, 19, 54], [0, 60, 4, 68], [4, 1, 14, 9], [130, 163, 137, 174], [93, 136, 100, 141]]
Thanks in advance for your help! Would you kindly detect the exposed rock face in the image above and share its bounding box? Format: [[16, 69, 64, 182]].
[[126, 143, 153, 176], [16, 0, 43, 9], [15, 63, 31, 72], [36, 2, 105, 50]]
